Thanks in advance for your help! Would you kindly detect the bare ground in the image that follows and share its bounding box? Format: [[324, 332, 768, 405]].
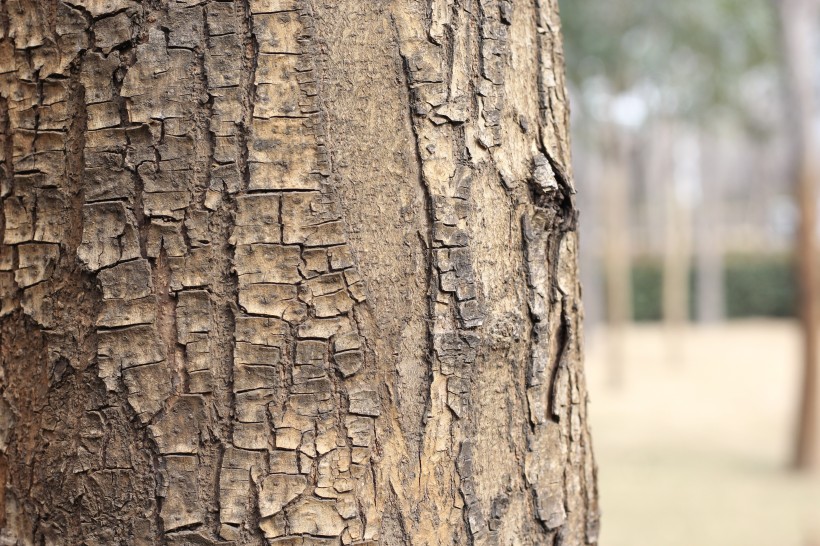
[[585, 320, 820, 546]]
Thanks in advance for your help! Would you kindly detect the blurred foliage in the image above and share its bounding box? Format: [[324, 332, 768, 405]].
[[626, 254, 795, 321], [723, 254, 795, 318], [631, 259, 665, 322], [558, 0, 779, 126]]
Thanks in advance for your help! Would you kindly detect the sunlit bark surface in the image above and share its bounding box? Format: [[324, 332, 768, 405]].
[[0, 1, 598, 544]]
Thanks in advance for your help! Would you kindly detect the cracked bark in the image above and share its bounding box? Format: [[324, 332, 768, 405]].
[[0, 0, 598, 544]]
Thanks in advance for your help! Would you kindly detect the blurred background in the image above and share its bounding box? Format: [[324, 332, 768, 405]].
[[558, 0, 820, 544]]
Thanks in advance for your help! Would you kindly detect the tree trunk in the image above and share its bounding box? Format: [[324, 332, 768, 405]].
[[602, 122, 631, 387], [777, 0, 820, 472], [0, 1, 598, 544], [694, 131, 724, 325], [662, 123, 695, 365]]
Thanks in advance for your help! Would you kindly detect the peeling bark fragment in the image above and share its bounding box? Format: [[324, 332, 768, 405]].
[[285, 498, 345, 537], [97, 324, 166, 370], [143, 192, 191, 221], [94, 12, 134, 53], [14, 243, 59, 287], [98, 258, 153, 299], [295, 340, 326, 366], [253, 12, 304, 54], [0, 273, 16, 317], [168, 247, 213, 291], [249, 119, 322, 191], [233, 424, 273, 451], [281, 192, 346, 247], [65, 0, 136, 17], [149, 395, 205, 455], [259, 473, 307, 517], [446, 376, 469, 418], [535, 492, 567, 531], [141, 161, 193, 194], [347, 388, 380, 417], [122, 361, 172, 422], [159, 455, 203, 531], [121, 41, 197, 124], [235, 342, 282, 367], [4, 185, 66, 246], [238, 283, 307, 321], [231, 193, 282, 245], [333, 331, 360, 353], [84, 166, 134, 203], [300, 248, 329, 278], [334, 350, 362, 378], [20, 282, 55, 326], [235, 362, 281, 393], [77, 202, 140, 271], [205, 2, 237, 36], [235, 244, 302, 285], [344, 416, 374, 448], [166, 532, 235, 546], [235, 315, 289, 345], [219, 448, 267, 537], [274, 427, 302, 450], [270, 449, 300, 474], [3, 194, 33, 243], [188, 342, 216, 394], [177, 290, 212, 344], [97, 295, 156, 327], [86, 101, 120, 131], [297, 317, 344, 339], [311, 289, 354, 318], [168, 6, 204, 49]]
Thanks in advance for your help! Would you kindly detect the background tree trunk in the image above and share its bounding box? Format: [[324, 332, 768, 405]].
[[0, 1, 598, 544], [694, 130, 724, 325], [777, 0, 820, 472], [601, 122, 632, 388]]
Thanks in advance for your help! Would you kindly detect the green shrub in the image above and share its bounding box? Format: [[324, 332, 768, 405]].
[[631, 260, 665, 321], [615, 253, 795, 321], [723, 254, 795, 318]]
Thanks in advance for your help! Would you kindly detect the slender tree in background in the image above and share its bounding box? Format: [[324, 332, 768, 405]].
[[663, 124, 697, 364], [602, 123, 632, 387], [776, 0, 820, 471], [695, 133, 725, 324], [0, 0, 598, 543]]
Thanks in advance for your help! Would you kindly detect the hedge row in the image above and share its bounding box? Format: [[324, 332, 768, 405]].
[[628, 254, 796, 321]]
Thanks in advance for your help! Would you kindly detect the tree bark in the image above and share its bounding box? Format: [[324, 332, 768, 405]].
[[0, 1, 598, 544]]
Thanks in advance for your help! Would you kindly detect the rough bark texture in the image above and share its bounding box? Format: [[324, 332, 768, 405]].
[[0, 0, 598, 544]]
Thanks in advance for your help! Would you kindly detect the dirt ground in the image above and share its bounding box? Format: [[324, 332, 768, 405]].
[[585, 320, 820, 546]]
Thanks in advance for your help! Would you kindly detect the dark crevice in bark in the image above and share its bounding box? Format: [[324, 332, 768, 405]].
[[155, 246, 184, 392]]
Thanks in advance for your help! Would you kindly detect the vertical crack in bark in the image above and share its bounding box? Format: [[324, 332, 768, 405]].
[[518, 2, 597, 541], [391, 2, 490, 541], [155, 246, 183, 392], [393, 18, 438, 446]]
